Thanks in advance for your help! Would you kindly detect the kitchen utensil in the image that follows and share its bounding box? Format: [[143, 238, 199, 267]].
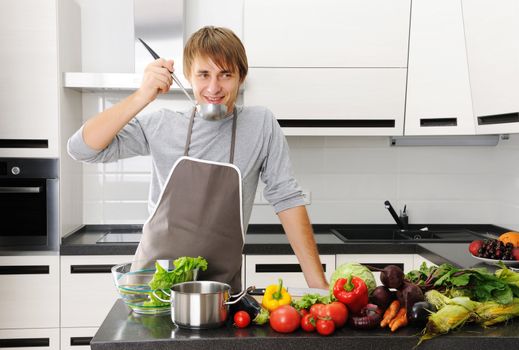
[[167, 281, 254, 329], [249, 286, 329, 297], [137, 38, 228, 120], [111, 260, 199, 315]]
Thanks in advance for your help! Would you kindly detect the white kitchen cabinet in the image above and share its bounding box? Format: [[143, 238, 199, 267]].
[[335, 254, 414, 286], [0, 255, 59, 329], [405, 0, 475, 135], [413, 254, 437, 270], [60, 255, 133, 328], [0, 0, 59, 157], [0, 328, 59, 350], [244, 0, 411, 68], [245, 255, 335, 289], [244, 68, 407, 136], [60, 327, 97, 350], [462, 0, 519, 134]]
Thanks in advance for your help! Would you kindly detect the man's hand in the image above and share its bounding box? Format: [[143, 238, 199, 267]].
[[137, 58, 174, 103]]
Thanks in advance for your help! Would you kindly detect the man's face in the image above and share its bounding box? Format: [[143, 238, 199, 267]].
[[188, 55, 241, 114]]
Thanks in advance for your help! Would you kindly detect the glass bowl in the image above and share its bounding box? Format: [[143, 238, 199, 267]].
[[112, 260, 198, 315]]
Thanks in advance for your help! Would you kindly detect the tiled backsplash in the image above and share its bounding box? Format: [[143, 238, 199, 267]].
[[78, 94, 519, 230]]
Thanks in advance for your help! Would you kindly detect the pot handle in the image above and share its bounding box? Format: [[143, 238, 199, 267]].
[[151, 289, 171, 303], [224, 285, 255, 305]]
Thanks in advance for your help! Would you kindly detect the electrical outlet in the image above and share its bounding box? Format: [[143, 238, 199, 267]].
[[302, 190, 311, 205]]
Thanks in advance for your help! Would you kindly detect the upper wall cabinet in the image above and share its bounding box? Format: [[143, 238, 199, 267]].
[[244, 68, 407, 136], [405, 0, 475, 135], [462, 0, 519, 134], [243, 0, 410, 135], [244, 0, 411, 68], [0, 0, 59, 157]]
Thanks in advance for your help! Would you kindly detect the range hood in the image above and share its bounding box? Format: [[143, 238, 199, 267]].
[[64, 0, 189, 92]]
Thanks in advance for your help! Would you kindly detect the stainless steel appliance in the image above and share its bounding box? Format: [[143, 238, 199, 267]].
[[0, 158, 59, 251]]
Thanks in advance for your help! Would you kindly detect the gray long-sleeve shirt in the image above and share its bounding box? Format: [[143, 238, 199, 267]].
[[67, 105, 304, 229]]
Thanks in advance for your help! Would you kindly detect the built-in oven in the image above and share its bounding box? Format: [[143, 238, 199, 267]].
[[0, 158, 59, 251]]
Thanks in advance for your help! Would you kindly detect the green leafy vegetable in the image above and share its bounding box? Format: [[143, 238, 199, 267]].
[[144, 256, 208, 307], [292, 293, 330, 310], [406, 262, 519, 304]]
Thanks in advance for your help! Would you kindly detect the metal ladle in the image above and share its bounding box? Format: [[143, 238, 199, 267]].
[[138, 38, 228, 120]]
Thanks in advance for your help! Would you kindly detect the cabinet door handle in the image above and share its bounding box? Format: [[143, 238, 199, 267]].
[[0, 338, 49, 348], [277, 119, 395, 128], [255, 264, 326, 273], [70, 264, 115, 274], [478, 112, 519, 125], [70, 337, 93, 346], [420, 118, 457, 127], [0, 139, 49, 149], [0, 265, 49, 275], [0, 187, 41, 193], [363, 263, 404, 271]]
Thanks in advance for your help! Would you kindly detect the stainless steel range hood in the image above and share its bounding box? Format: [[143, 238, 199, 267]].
[[64, 0, 189, 92]]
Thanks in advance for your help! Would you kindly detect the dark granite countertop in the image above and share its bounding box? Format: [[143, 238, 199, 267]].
[[91, 300, 519, 350], [86, 223, 518, 350]]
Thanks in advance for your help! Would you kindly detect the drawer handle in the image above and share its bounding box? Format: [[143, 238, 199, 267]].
[[420, 118, 457, 127], [0, 265, 49, 275], [70, 264, 115, 274], [0, 338, 49, 348], [0, 139, 49, 149], [277, 119, 395, 128], [255, 264, 326, 273], [70, 337, 93, 346], [363, 263, 404, 271], [478, 112, 519, 125]]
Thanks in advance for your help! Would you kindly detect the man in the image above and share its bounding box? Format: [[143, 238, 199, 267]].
[[68, 26, 328, 291]]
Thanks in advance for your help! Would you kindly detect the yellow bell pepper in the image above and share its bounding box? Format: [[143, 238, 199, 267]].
[[261, 278, 292, 312]]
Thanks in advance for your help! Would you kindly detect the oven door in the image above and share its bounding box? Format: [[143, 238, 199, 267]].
[[0, 178, 58, 249]]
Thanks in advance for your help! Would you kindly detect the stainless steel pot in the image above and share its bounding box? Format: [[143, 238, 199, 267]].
[[170, 281, 254, 329]]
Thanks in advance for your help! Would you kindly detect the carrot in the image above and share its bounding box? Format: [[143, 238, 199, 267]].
[[390, 307, 408, 332], [380, 300, 400, 328]]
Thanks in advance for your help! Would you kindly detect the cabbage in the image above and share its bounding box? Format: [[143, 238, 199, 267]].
[[329, 262, 376, 297]]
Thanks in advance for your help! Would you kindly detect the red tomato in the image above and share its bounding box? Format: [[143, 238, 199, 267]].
[[299, 309, 309, 317], [316, 318, 335, 336], [325, 301, 348, 328], [269, 305, 301, 333], [310, 303, 327, 319], [233, 311, 251, 328], [300, 314, 316, 332]]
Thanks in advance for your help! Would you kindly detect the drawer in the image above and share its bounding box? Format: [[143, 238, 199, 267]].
[[60, 255, 134, 327], [245, 255, 335, 289], [0, 328, 59, 350], [0, 255, 59, 329], [335, 254, 414, 286]]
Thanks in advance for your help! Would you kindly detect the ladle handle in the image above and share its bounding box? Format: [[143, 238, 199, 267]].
[[137, 38, 196, 106], [224, 286, 255, 305]]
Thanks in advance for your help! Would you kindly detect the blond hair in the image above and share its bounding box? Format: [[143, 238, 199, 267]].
[[184, 26, 248, 83]]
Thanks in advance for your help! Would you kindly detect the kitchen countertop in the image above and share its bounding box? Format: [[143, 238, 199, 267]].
[[85, 223, 517, 350], [91, 298, 518, 350]]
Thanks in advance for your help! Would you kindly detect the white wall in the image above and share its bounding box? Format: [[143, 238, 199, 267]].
[[79, 92, 516, 228]]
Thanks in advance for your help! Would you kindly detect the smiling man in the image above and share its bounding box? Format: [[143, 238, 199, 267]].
[[68, 26, 328, 291]]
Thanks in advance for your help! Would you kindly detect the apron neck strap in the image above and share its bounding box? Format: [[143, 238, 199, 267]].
[[184, 107, 238, 164]]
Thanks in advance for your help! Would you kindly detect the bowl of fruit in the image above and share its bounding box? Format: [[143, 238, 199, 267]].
[[468, 231, 519, 267]]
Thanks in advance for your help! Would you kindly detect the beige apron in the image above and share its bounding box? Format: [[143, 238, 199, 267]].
[[133, 107, 244, 291]]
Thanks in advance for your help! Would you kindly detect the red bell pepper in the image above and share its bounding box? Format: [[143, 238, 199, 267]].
[[333, 276, 369, 314]]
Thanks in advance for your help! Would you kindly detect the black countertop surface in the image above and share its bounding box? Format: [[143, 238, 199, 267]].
[[83, 223, 519, 350]]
